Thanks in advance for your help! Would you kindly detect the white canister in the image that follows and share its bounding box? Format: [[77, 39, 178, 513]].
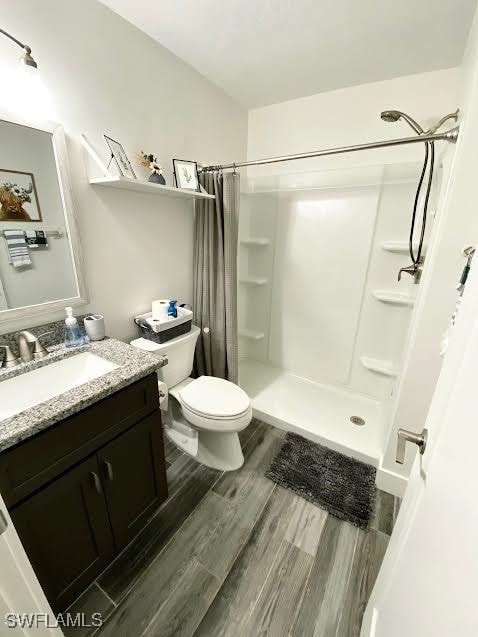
[[152, 300, 170, 321], [84, 314, 106, 341]]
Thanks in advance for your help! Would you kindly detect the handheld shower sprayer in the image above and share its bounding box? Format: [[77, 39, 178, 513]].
[[380, 110, 424, 135], [380, 108, 459, 283]]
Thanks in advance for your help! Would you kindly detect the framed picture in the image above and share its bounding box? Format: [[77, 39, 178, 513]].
[[0, 169, 42, 222], [173, 159, 200, 191], [103, 135, 136, 179]]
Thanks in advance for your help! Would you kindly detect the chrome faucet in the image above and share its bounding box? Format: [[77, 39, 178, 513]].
[[16, 331, 51, 363]]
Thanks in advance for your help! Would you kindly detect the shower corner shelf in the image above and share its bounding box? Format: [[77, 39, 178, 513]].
[[239, 277, 268, 286], [373, 290, 414, 307], [89, 175, 215, 201], [239, 328, 265, 340], [381, 240, 427, 254], [240, 237, 270, 247], [360, 356, 397, 378]]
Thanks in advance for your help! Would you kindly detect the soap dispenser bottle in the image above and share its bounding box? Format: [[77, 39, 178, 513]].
[[64, 307, 85, 347], [167, 300, 178, 319]]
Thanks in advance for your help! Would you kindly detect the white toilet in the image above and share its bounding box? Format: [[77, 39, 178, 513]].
[[131, 325, 252, 471]]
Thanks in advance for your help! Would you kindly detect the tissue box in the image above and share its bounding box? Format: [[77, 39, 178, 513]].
[[134, 306, 193, 344]]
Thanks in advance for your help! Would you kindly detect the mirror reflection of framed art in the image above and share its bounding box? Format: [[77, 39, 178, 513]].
[[0, 169, 42, 222]]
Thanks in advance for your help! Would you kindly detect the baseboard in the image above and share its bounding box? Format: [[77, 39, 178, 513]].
[[375, 465, 408, 498]]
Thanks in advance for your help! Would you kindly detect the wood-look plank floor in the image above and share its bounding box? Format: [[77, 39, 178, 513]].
[[66, 420, 397, 637]]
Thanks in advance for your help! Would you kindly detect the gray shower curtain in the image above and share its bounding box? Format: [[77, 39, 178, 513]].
[[193, 171, 240, 383]]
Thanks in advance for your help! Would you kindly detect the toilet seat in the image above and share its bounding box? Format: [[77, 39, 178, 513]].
[[180, 376, 250, 418], [176, 376, 252, 432]]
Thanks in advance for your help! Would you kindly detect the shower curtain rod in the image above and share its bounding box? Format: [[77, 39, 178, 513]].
[[201, 126, 459, 172]]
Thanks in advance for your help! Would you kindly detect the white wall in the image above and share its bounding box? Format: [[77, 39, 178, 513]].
[[270, 186, 379, 386], [247, 68, 462, 174], [0, 0, 247, 339]]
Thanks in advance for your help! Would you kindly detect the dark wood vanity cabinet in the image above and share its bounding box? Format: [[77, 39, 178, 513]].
[[98, 411, 166, 549], [0, 373, 168, 611], [11, 456, 116, 612]]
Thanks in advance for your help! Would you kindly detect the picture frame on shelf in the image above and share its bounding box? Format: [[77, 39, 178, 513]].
[[103, 135, 136, 179], [172, 159, 200, 191]]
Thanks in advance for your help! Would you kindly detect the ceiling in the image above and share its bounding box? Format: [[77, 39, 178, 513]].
[[99, 0, 476, 108]]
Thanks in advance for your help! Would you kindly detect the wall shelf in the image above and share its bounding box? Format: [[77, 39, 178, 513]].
[[373, 290, 414, 307], [89, 176, 215, 201], [239, 277, 268, 286], [381, 240, 427, 254], [360, 356, 397, 378], [239, 328, 265, 340], [240, 238, 270, 247]]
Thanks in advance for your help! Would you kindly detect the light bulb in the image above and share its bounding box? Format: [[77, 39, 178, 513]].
[[0, 64, 55, 120]]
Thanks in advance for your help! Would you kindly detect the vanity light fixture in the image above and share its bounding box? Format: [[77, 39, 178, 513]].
[[0, 27, 53, 118], [0, 28, 38, 69]]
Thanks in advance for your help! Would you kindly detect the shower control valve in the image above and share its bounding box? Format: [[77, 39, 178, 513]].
[[398, 258, 424, 284]]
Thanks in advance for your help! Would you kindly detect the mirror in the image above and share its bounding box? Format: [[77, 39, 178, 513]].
[[0, 115, 87, 321]]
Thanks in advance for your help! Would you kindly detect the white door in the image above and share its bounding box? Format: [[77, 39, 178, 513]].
[[362, 12, 478, 633], [0, 494, 61, 636], [361, 257, 478, 636]]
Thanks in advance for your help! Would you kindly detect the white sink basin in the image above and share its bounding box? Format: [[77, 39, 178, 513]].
[[0, 352, 119, 423]]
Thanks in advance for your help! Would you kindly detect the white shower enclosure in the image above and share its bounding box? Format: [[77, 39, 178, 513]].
[[238, 163, 440, 466]]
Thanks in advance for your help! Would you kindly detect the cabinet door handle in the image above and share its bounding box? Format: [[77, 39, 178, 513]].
[[90, 471, 102, 494], [104, 461, 114, 481]]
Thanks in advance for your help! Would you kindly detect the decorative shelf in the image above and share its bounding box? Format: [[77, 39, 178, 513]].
[[239, 277, 268, 286], [239, 329, 265, 340], [373, 290, 414, 307], [381, 240, 427, 254], [89, 176, 215, 201], [360, 356, 397, 378], [240, 238, 270, 247]]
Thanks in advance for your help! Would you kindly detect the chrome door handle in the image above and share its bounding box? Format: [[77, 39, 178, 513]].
[[89, 471, 102, 494], [396, 428, 428, 464]]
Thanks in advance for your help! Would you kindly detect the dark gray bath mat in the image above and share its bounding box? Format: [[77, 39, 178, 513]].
[[265, 432, 376, 530]]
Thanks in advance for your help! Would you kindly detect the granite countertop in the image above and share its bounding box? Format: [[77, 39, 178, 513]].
[[0, 338, 167, 453]]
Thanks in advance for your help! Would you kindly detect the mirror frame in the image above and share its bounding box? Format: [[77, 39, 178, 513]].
[[0, 111, 88, 323]]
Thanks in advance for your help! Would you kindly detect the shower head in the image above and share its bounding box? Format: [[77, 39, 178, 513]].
[[380, 110, 402, 123], [380, 110, 424, 135]]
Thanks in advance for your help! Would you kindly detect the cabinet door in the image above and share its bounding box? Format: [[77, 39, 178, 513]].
[[98, 412, 168, 550], [11, 456, 115, 611]]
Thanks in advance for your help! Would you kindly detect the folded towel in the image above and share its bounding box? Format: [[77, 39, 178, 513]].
[[35, 230, 48, 246], [24, 230, 48, 248], [3, 230, 31, 267], [25, 230, 39, 248]]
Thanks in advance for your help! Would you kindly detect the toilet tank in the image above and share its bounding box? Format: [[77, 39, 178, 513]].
[[130, 325, 200, 388]]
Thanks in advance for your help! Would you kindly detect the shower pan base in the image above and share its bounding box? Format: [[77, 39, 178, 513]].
[[239, 358, 382, 467]]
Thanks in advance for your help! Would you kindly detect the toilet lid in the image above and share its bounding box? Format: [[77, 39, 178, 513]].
[[179, 376, 250, 419]]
